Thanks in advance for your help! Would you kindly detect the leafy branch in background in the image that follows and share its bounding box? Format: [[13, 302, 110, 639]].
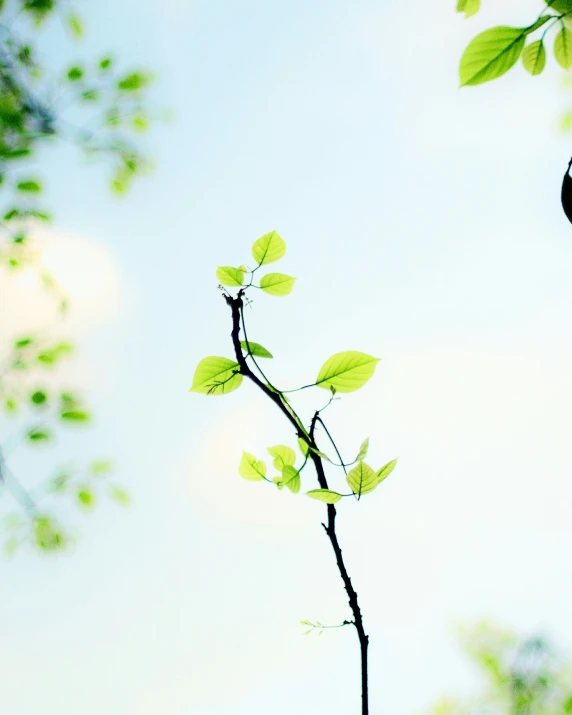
[[427, 622, 572, 715], [457, 0, 572, 221], [0, 0, 151, 554], [457, 1, 572, 85], [190, 231, 398, 715]]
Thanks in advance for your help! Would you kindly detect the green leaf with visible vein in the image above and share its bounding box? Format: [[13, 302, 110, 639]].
[[459, 26, 527, 86], [522, 40, 546, 75], [356, 437, 369, 463], [252, 231, 286, 266], [555, 27, 572, 69], [376, 458, 398, 485], [190, 357, 242, 395], [281, 465, 301, 494], [239, 452, 267, 481], [316, 351, 380, 393], [267, 445, 296, 471], [346, 462, 379, 496], [216, 266, 245, 287], [259, 273, 295, 296], [306, 489, 342, 504]]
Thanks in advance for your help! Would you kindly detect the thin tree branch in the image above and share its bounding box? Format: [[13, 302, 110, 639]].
[[224, 290, 370, 714]]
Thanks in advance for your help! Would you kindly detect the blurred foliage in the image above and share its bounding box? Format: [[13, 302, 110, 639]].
[[427, 622, 572, 715], [0, 0, 146, 554]]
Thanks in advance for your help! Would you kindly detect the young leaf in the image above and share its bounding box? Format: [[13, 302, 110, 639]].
[[60, 409, 90, 423], [189, 357, 243, 396], [267, 445, 296, 471], [459, 26, 527, 86], [297, 436, 309, 457], [456, 0, 480, 19], [555, 27, 572, 69], [16, 180, 41, 193], [259, 273, 296, 297], [522, 40, 546, 75], [30, 390, 47, 406], [376, 458, 398, 485], [306, 489, 343, 504], [240, 340, 273, 358], [216, 266, 244, 287], [239, 452, 267, 481], [91, 460, 113, 476], [117, 72, 150, 91], [346, 461, 379, 496], [251, 230, 286, 266], [67, 11, 83, 37], [281, 465, 301, 494], [109, 485, 130, 505], [356, 437, 369, 462], [316, 351, 380, 393], [77, 487, 95, 508], [28, 429, 51, 442], [67, 66, 83, 81]]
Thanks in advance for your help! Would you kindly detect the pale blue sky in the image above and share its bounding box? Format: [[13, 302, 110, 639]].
[[2, 0, 572, 713]]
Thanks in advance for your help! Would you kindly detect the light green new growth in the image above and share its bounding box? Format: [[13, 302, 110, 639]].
[[239, 452, 267, 481], [190, 356, 242, 395], [240, 341, 273, 358], [522, 40, 547, 74], [315, 351, 380, 393], [190, 231, 397, 504]]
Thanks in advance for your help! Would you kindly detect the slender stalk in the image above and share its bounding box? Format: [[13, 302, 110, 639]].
[[224, 290, 370, 714]]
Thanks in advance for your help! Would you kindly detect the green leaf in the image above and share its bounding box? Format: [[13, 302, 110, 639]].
[[77, 487, 95, 508], [16, 180, 41, 193], [252, 230, 286, 266], [376, 458, 398, 485], [239, 452, 267, 481], [67, 66, 83, 81], [259, 273, 296, 297], [33, 516, 66, 552], [281, 465, 301, 494], [5, 398, 17, 412], [117, 72, 150, 91], [216, 266, 245, 287], [67, 11, 83, 37], [240, 340, 273, 358], [459, 26, 527, 86], [28, 429, 51, 442], [298, 436, 309, 457], [109, 485, 130, 505], [99, 56, 113, 71], [356, 437, 369, 463], [316, 351, 380, 393], [306, 489, 343, 504], [30, 390, 47, 405], [456, 0, 480, 19], [14, 337, 33, 348], [4, 537, 21, 556], [189, 357, 243, 396], [522, 40, 546, 75], [555, 27, 572, 69], [60, 409, 90, 423], [267, 445, 296, 471], [346, 461, 379, 496], [91, 460, 113, 476]]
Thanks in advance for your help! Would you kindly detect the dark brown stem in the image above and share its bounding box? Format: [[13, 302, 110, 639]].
[[225, 290, 369, 714]]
